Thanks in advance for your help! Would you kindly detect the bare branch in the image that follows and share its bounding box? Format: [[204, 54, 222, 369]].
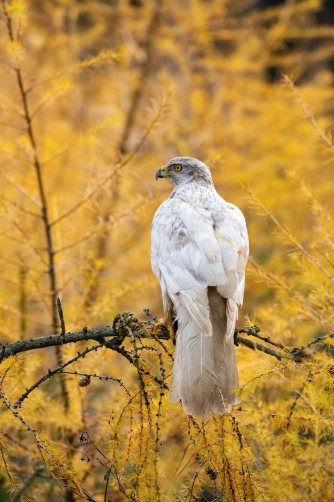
[[293, 332, 334, 357], [0, 326, 116, 363], [236, 327, 285, 349], [143, 309, 159, 322], [0, 170, 42, 209], [235, 335, 293, 361]]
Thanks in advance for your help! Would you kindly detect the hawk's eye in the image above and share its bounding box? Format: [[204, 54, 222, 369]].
[[174, 164, 182, 171]]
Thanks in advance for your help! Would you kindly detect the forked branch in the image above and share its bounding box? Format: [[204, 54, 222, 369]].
[[0, 310, 314, 368]]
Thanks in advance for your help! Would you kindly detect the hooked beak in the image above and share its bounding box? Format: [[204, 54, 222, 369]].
[[155, 167, 165, 180]]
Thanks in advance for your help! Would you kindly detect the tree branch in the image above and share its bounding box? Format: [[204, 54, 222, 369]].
[[14, 343, 105, 408], [1, 0, 69, 411], [235, 335, 293, 361], [0, 311, 311, 367], [0, 325, 116, 362]]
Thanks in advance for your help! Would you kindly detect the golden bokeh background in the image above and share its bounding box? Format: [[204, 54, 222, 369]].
[[0, 1, 334, 500]]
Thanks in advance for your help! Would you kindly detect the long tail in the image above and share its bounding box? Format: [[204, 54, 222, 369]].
[[169, 287, 240, 418]]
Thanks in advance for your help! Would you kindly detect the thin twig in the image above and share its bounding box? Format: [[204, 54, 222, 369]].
[[0, 170, 42, 208], [0, 387, 79, 492], [186, 464, 203, 502], [56, 297, 66, 342], [143, 309, 159, 322], [286, 382, 306, 430], [81, 431, 137, 501], [248, 257, 332, 332], [1, 195, 42, 219], [24, 49, 117, 95], [104, 466, 111, 502], [61, 371, 131, 396], [14, 343, 105, 408], [293, 332, 334, 357]]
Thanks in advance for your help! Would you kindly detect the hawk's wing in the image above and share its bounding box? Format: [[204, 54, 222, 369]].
[[151, 197, 248, 340], [214, 203, 249, 343]]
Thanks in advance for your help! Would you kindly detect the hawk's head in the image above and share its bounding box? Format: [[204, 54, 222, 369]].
[[156, 157, 212, 187]]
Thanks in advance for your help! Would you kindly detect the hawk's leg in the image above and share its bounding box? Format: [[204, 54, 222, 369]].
[[153, 304, 176, 342]]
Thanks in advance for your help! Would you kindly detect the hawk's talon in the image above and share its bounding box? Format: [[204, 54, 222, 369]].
[[153, 319, 168, 333], [153, 305, 176, 343]]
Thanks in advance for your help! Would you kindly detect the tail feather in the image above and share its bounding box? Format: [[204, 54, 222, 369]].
[[226, 297, 238, 345], [169, 287, 240, 418]]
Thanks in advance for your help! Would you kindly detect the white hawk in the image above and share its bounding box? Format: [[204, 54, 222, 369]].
[[151, 157, 249, 418]]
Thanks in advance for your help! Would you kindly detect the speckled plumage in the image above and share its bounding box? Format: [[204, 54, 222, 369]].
[[151, 157, 249, 418]]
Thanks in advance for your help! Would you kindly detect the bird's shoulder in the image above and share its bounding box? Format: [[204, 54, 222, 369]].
[[171, 186, 246, 228], [213, 202, 247, 233]]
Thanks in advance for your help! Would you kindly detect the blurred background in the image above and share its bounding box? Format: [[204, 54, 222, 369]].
[[1, 0, 334, 500], [1, 0, 334, 335]]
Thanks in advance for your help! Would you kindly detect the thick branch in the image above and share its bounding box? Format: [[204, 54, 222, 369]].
[[0, 311, 168, 364], [0, 326, 116, 362], [0, 313, 307, 365]]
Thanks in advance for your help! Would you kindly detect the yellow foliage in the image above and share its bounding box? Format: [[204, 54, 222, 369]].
[[0, 0, 334, 500]]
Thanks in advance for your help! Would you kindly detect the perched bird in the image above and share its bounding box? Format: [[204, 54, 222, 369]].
[[151, 157, 249, 418]]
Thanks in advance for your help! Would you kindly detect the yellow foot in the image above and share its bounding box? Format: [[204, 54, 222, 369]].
[[153, 304, 176, 342]]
